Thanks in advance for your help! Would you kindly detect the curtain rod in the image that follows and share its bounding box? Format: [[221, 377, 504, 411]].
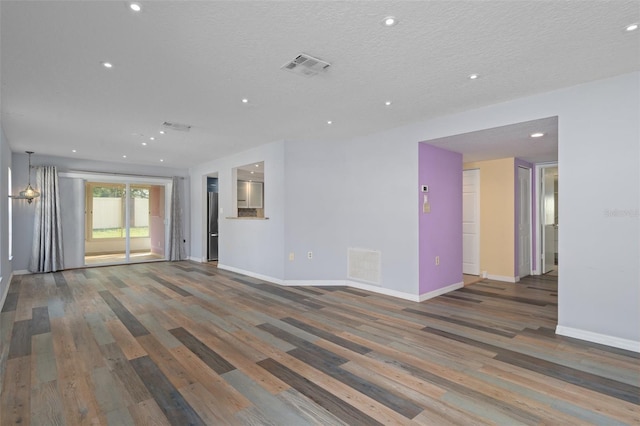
[[65, 169, 186, 180]]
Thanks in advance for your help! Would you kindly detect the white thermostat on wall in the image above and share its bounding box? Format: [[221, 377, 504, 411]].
[[421, 185, 429, 193]]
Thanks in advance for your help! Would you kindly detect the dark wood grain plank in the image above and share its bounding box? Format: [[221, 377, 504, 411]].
[[8, 319, 32, 359], [130, 355, 206, 426], [233, 278, 325, 309], [99, 290, 150, 337], [288, 347, 424, 419], [1, 292, 19, 312], [145, 273, 192, 297], [257, 322, 349, 365], [257, 357, 384, 426], [457, 287, 556, 306], [108, 275, 129, 288], [169, 327, 236, 375], [280, 317, 372, 355], [31, 306, 51, 335], [404, 308, 517, 338], [423, 326, 640, 405], [368, 351, 543, 425]]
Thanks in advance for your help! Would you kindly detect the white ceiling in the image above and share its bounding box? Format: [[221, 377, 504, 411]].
[[1, 1, 638, 169], [426, 116, 558, 163]]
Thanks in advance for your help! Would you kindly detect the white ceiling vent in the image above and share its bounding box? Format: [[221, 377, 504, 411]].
[[162, 121, 191, 132], [281, 53, 330, 77]]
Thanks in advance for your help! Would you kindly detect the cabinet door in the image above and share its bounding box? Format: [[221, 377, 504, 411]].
[[248, 182, 263, 208], [237, 181, 248, 208]]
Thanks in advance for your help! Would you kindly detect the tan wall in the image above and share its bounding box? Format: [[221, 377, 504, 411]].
[[464, 158, 515, 278]]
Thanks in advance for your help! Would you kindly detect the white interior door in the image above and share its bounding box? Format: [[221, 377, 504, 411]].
[[463, 169, 480, 275], [541, 167, 557, 273], [518, 167, 531, 278]]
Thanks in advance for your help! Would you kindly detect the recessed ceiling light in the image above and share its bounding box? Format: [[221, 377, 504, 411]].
[[626, 23, 639, 32], [327, 120, 333, 125], [530, 132, 545, 138], [160, 159, 164, 162], [250, 171, 255, 174], [255, 164, 260, 168], [242, 98, 248, 103], [142, 142, 147, 146], [122, 155, 127, 158], [101, 62, 113, 69], [159, 130, 165, 135], [72, 149, 77, 153], [129, 2, 141, 12], [469, 73, 479, 80], [382, 16, 397, 26], [385, 101, 392, 106], [149, 137, 155, 141]]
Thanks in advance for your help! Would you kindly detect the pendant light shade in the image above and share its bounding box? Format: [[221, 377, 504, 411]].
[[9, 151, 40, 204]]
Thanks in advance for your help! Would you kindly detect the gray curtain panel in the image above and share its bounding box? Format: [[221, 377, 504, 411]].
[[168, 176, 185, 261], [29, 166, 65, 273]]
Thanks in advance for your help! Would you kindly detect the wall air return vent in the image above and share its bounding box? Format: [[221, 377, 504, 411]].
[[162, 121, 192, 132], [348, 248, 381, 285], [281, 53, 331, 77]]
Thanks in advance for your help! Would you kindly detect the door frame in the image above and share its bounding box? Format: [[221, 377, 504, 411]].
[[517, 166, 533, 278], [462, 168, 480, 276], [534, 162, 558, 275], [60, 171, 172, 267]]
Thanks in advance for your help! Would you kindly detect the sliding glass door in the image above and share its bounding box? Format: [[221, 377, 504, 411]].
[[85, 182, 166, 266]]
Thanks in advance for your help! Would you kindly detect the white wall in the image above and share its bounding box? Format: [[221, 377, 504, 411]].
[[190, 141, 286, 280], [0, 126, 13, 309], [283, 130, 422, 296], [190, 72, 639, 350], [283, 138, 349, 281]]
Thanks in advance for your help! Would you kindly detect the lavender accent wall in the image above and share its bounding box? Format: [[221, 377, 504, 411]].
[[514, 158, 534, 277], [418, 143, 463, 295]]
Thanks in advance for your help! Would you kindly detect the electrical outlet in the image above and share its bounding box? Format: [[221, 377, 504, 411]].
[[289, 252, 295, 261], [435, 256, 440, 266], [307, 251, 313, 260]]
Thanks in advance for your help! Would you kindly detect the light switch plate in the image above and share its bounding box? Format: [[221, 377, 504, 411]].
[[423, 202, 431, 213]]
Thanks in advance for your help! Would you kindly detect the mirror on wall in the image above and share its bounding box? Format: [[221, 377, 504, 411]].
[[234, 161, 264, 218]]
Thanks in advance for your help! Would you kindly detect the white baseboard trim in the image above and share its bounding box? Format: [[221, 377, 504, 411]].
[[187, 256, 206, 263], [0, 272, 13, 313], [486, 274, 519, 283], [12, 270, 30, 276], [556, 325, 640, 353], [217, 264, 284, 285], [344, 280, 420, 302], [282, 280, 345, 287], [418, 281, 464, 302], [215, 266, 462, 302]]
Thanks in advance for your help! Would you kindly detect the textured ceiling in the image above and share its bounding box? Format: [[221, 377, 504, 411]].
[[426, 116, 559, 164], [1, 1, 638, 169]]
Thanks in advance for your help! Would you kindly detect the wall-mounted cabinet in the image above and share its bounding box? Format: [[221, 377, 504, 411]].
[[237, 180, 263, 208]]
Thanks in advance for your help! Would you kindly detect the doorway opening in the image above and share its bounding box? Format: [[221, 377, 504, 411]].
[[84, 181, 167, 266], [536, 164, 558, 276], [207, 174, 219, 262]]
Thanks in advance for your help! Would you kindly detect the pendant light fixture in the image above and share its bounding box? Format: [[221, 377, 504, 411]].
[[9, 151, 40, 204]]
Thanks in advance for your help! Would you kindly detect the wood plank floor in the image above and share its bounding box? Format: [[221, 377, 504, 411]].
[[1, 262, 638, 425]]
